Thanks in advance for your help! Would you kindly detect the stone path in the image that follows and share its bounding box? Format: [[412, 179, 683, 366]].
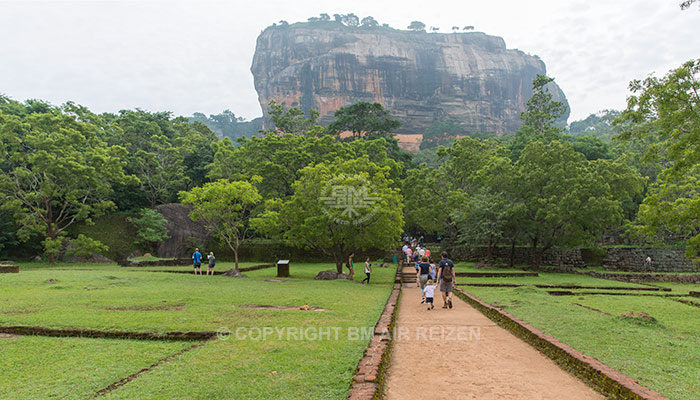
[[384, 266, 604, 400]]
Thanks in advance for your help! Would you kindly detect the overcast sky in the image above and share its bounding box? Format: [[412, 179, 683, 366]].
[[1, 0, 698, 123]]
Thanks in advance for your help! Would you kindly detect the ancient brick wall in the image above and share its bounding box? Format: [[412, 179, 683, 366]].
[[602, 248, 699, 273]]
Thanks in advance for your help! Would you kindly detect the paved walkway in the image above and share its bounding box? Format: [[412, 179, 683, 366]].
[[384, 267, 603, 400]]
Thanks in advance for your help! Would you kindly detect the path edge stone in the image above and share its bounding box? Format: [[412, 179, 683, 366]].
[[453, 287, 668, 400], [347, 265, 402, 400], [0, 325, 217, 341]]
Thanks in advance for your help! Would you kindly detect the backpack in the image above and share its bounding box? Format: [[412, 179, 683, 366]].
[[441, 261, 453, 283]]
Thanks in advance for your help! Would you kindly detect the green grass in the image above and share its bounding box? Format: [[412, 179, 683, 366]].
[[0, 261, 397, 399], [457, 272, 657, 288], [462, 274, 700, 400], [0, 336, 191, 399]]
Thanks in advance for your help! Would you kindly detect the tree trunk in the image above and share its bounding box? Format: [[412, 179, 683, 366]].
[[47, 225, 56, 264], [336, 261, 343, 274], [234, 236, 240, 272], [486, 235, 493, 262], [531, 237, 539, 268], [334, 251, 343, 273], [509, 238, 516, 268]]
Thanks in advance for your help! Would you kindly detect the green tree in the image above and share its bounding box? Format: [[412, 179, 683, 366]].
[[361, 16, 378, 27], [209, 134, 402, 201], [618, 59, 700, 257], [266, 100, 320, 136], [510, 75, 568, 160], [0, 108, 130, 263], [0, 210, 19, 255], [403, 137, 512, 241], [65, 234, 109, 258], [179, 179, 262, 271], [449, 189, 512, 261], [127, 208, 170, 253], [420, 120, 464, 150], [568, 110, 621, 140], [101, 109, 217, 210], [341, 13, 359, 27], [132, 134, 189, 208], [512, 141, 642, 266], [407, 21, 426, 32], [572, 136, 613, 160], [327, 102, 401, 139], [189, 110, 262, 142], [681, 0, 699, 10], [254, 158, 404, 273], [402, 165, 445, 234]]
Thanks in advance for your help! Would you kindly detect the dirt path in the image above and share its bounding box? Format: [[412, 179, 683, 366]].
[[384, 267, 603, 400]]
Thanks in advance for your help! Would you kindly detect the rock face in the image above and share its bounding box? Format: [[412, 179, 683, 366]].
[[155, 204, 210, 258], [251, 24, 569, 135]]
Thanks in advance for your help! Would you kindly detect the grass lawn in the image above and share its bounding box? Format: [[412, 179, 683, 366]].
[[0, 336, 191, 399], [463, 274, 700, 400], [0, 261, 397, 399]]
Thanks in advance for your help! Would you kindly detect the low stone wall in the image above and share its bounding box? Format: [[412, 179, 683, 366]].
[[119, 258, 192, 267], [444, 245, 585, 268], [0, 325, 216, 341], [589, 271, 700, 284], [0, 264, 19, 273], [348, 265, 401, 400], [603, 247, 699, 273]]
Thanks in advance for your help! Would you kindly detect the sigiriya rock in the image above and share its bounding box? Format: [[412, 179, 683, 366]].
[[251, 22, 569, 138]]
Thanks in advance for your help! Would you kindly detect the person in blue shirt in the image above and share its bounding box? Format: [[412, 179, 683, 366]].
[[192, 248, 203, 275]]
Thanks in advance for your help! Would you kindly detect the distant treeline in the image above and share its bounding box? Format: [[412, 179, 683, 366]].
[[1, 59, 698, 266]]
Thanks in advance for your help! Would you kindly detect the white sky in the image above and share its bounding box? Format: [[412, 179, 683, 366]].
[[1, 0, 698, 122]]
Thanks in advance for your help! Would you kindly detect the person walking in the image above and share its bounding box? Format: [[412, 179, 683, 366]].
[[424, 279, 436, 310], [436, 251, 456, 309], [361, 257, 372, 284], [207, 251, 216, 275], [405, 246, 413, 263], [416, 256, 432, 303], [644, 255, 652, 272], [347, 253, 355, 279], [192, 248, 203, 275]]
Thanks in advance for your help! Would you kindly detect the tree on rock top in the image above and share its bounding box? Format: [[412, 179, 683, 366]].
[[407, 21, 426, 32]]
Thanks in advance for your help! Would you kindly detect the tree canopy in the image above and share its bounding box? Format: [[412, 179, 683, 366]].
[[0, 103, 131, 262], [326, 102, 400, 139], [180, 178, 262, 271], [253, 157, 404, 272]]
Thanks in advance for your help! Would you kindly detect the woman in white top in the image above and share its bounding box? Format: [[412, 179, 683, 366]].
[[361, 257, 372, 284]]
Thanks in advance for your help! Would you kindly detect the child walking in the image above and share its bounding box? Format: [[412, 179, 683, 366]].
[[424, 279, 436, 310], [361, 257, 371, 284]]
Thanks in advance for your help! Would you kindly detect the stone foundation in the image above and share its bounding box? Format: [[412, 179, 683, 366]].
[[443, 245, 584, 268], [602, 248, 699, 273]]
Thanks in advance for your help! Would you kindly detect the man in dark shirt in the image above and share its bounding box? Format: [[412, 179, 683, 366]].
[[436, 251, 456, 309]]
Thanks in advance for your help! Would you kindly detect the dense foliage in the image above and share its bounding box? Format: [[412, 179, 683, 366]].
[[2, 60, 698, 263]]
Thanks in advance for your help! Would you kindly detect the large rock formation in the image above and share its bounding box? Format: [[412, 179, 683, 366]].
[[155, 203, 210, 258], [251, 23, 569, 136]]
